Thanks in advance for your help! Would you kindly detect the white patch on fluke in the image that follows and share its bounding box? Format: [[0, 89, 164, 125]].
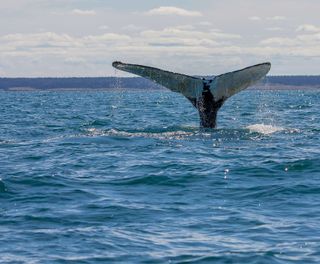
[[246, 124, 284, 135]]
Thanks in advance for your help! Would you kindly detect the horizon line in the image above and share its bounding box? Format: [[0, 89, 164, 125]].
[[1, 75, 320, 79]]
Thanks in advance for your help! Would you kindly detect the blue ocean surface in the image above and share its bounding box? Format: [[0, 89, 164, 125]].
[[0, 89, 320, 263]]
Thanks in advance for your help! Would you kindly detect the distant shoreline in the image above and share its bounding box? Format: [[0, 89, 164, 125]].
[[0, 87, 162, 92], [1, 85, 320, 92], [1, 76, 320, 91]]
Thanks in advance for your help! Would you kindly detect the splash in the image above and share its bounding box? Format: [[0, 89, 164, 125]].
[[246, 124, 284, 135]]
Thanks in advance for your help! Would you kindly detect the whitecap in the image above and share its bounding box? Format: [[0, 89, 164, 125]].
[[86, 128, 195, 140], [246, 124, 284, 135]]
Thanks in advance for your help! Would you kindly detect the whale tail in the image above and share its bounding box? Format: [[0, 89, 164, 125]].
[[112, 61, 271, 128]]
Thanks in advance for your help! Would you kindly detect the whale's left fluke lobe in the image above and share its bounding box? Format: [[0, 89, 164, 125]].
[[112, 61, 271, 128], [112, 61, 203, 99]]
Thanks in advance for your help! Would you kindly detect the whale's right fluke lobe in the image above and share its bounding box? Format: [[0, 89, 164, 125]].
[[112, 61, 271, 128], [210, 62, 271, 101]]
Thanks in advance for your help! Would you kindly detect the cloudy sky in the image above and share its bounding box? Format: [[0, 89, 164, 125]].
[[1, 0, 320, 77]]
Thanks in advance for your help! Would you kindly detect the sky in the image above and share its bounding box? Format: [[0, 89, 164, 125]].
[[1, 0, 320, 77]]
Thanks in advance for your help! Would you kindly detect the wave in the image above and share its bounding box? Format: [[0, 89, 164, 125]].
[[0, 139, 15, 145], [0, 179, 6, 193], [83, 125, 287, 141], [246, 124, 284, 135], [85, 127, 199, 140], [42, 122, 300, 144]]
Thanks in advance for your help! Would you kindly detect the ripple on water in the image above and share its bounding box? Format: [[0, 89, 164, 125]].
[[0, 180, 6, 193], [1, 90, 320, 263]]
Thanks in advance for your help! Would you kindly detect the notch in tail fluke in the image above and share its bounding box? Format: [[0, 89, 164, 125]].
[[112, 61, 271, 128]]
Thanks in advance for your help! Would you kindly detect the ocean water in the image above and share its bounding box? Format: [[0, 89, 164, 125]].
[[0, 89, 320, 263]]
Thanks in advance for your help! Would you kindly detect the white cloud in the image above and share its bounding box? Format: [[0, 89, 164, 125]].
[[296, 24, 320, 33], [259, 31, 320, 57], [84, 33, 131, 43], [0, 32, 131, 55], [248, 16, 261, 21], [250, 16, 286, 22], [99, 25, 110, 30], [2, 26, 320, 76], [0, 28, 243, 63], [139, 27, 241, 49], [267, 16, 286, 21], [173, 25, 195, 30], [260, 37, 297, 46], [140, 27, 240, 40], [71, 9, 96, 16], [297, 33, 320, 43], [145, 6, 202, 17], [198, 21, 212, 26], [266, 27, 283, 31], [64, 57, 86, 64], [2, 32, 75, 48], [122, 24, 142, 31]]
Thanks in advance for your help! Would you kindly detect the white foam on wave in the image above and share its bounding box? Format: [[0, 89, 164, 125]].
[[246, 124, 284, 135], [0, 140, 12, 144], [42, 127, 197, 143], [86, 128, 196, 140]]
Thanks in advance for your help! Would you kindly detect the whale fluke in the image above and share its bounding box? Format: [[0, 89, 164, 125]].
[[112, 61, 271, 128]]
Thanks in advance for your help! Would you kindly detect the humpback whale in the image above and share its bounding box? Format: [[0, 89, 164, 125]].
[[112, 61, 271, 128]]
